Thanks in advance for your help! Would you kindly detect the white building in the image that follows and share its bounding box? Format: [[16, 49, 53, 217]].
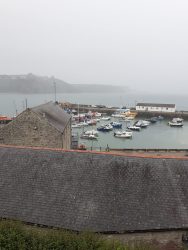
[[136, 103, 176, 113]]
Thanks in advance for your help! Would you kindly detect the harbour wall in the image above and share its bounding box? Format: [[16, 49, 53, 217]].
[[136, 110, 188, 120], [61, 102, 188, 119]]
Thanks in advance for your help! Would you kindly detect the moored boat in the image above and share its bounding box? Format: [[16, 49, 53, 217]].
[[134, 120, 150, 128], [80, 133, 98, 140], [172, 117, 183, 123], [157, 115, 164, 120], [94, 112, 102, 117], [97, 124, 113, 132], [148, 117, 158, 123], [111, 113, 125, 118], [79, 121, 89, 127], [87, 119, 97, 125], [110, 121, 122, 128], [101, 116, 111, 121], [71, 123, 82, 128], [168, 117, 183, 127], [84, 130, 99, 136], [114, 131, 133, 138], [168, 121, 183, 127], [127, 125, 141, 131]]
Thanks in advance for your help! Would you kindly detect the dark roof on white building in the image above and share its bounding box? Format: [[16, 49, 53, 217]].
[[32, 102, 71, 133], [0, 146, 188, 233], [136, 103, 175, 108]]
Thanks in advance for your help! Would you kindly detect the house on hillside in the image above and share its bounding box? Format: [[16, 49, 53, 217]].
[[136, 103, 176, 113], [0, 102, 71, 149]]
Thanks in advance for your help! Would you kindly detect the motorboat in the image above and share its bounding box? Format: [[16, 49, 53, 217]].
[[157, 115, 164, 120], [111, 113, 125, 118], [71, 123, 82, 128], [168, 121, 183, 127], [148, 117, 158, 123], [168, 117, 183, 127], [78, 121, 89, 127], [87, 119, 97, 125], [80, 133, 98, 140], [101, 116, 111, 121], [94, 112, 102, 117], [97, 124, 113, 132], [172, 117, 183, 123], [110, 121, 122, 128], [114, 131, 133, 138], [134, 120, 150, 128], [127, 125, 141, 131], [84, 130, 99, 136]]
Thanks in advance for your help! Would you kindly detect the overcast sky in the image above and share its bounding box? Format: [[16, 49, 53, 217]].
[[0, 0, 188, 93]]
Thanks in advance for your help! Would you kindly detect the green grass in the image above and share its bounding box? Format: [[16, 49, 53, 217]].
[[0, 219, 163, 250]]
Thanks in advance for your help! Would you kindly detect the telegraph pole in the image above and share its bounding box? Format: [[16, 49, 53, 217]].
[[54, 81, 57, 102], [25, 98, 28, 109]]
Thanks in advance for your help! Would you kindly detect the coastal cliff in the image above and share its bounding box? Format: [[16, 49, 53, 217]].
[[0, 74, 127, 94]]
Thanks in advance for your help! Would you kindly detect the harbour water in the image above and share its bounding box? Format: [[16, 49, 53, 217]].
[[74, 117, 188, 150], [0, 92, 188, 149]]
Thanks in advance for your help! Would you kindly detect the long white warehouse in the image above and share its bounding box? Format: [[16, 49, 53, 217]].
[[136, 103, 176, 113]]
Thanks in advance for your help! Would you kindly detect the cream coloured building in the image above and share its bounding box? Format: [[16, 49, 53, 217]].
[[136, 103, 176, 113]]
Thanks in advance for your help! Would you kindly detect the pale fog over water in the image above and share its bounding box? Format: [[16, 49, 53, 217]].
[[1, 92, 188, 116], [1, 92, 188, 149]]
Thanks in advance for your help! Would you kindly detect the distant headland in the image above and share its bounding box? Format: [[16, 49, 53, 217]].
[[0, 74, 127, 94]]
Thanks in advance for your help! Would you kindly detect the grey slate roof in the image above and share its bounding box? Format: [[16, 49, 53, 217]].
[[31, 102, 71, 133], [1, 146, 188, 233], [136, 103, 175, 108]]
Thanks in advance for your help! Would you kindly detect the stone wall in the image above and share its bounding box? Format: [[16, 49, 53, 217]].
[[62, 122, 71, 150], [0, 109, 71, 149], [105, 230, 187, 248]]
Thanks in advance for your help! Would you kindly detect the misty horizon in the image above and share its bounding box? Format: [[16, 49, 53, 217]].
[[1, 0, 188, 94]]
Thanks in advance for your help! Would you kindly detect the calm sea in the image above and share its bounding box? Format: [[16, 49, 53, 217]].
[[0, 92, 188, 116], [1, 92, 188, 149]]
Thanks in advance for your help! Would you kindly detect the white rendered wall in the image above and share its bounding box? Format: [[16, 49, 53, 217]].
[[136, 106, 175, 113]]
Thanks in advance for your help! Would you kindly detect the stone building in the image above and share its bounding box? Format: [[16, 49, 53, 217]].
[[0, 102, 71, 149], [0, 145, 188, 247]]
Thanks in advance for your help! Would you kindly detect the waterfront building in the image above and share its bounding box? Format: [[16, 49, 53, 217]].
[[0, 101, 72, 149], [136, 102, 176, 113]]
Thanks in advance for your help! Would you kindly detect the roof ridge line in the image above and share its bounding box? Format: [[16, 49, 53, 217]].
[[0, 144, 188, 160]]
